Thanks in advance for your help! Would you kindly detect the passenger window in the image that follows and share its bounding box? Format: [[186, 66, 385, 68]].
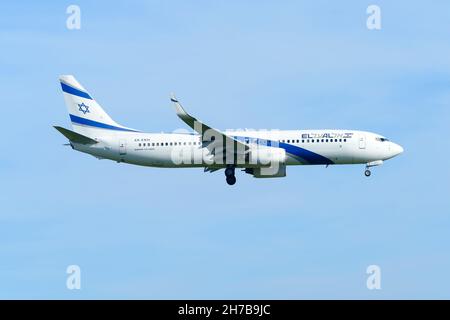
[[344, 139, 347, 142], [138, 143, 141, 147], [339, 139, 342, 142], [165, 142, 168, 146], [321, 139, 324, 143], [302, 140, 305, 143]]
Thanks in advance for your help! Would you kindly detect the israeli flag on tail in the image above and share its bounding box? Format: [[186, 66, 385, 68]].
[[59, 75, 138, 136]]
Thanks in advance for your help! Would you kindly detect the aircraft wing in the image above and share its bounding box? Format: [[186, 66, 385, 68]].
[[170, 94, 248, 156]]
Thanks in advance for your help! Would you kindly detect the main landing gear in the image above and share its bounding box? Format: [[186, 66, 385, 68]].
[[364, 169, 371, 177], [225, 166, 236, 185]]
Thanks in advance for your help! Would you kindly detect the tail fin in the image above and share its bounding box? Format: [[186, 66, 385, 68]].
[[59, 75, 138, 136]]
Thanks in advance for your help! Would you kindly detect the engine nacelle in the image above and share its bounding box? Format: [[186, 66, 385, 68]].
[[246, 147, 286, 166], [245, 164, 287, 178]]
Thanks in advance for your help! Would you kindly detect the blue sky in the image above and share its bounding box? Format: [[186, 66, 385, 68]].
[[1, 0, 450, 299]]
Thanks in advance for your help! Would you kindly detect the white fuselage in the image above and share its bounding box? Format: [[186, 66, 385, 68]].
[[72, 129, 403, 168], [56, 75, 404, 183]]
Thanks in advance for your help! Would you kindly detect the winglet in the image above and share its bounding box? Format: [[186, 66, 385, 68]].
[[170, 93, 195, 127], [170, 93, 178, 103]]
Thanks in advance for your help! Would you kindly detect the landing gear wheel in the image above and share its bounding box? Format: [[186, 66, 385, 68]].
[[225, 166, 236, 185], [225, 167, 235, 177], [226, 176, 236, 185], [364, 169, 371, 177]]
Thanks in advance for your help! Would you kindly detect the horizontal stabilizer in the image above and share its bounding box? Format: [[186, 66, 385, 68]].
[[54, 126, 98, 144]]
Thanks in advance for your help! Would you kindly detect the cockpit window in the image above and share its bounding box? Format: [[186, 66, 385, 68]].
[[375, 137, 389, 142]]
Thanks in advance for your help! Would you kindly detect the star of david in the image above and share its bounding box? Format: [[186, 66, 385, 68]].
[[78, 102, 90, 115]]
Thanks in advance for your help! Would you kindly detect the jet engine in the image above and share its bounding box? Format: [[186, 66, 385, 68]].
[[245, 146, 286, 166], [244, 164, 287, 178], [244, 146, 287, 178]]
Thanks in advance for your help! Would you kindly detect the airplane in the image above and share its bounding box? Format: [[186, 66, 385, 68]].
[[55, 75, 404, 185]]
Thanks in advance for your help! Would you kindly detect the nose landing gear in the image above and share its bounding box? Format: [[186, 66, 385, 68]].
[[225, 166, 236, 185], [364, 160, 383, 177]]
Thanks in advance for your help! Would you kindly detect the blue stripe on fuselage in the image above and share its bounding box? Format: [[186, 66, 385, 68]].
[[69, 114, 139, 132], [278, 141, 333, 165], [234, 136, 333, 165]]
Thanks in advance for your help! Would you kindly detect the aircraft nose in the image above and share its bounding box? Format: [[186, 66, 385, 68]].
[[391, 143, 404, 156]]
